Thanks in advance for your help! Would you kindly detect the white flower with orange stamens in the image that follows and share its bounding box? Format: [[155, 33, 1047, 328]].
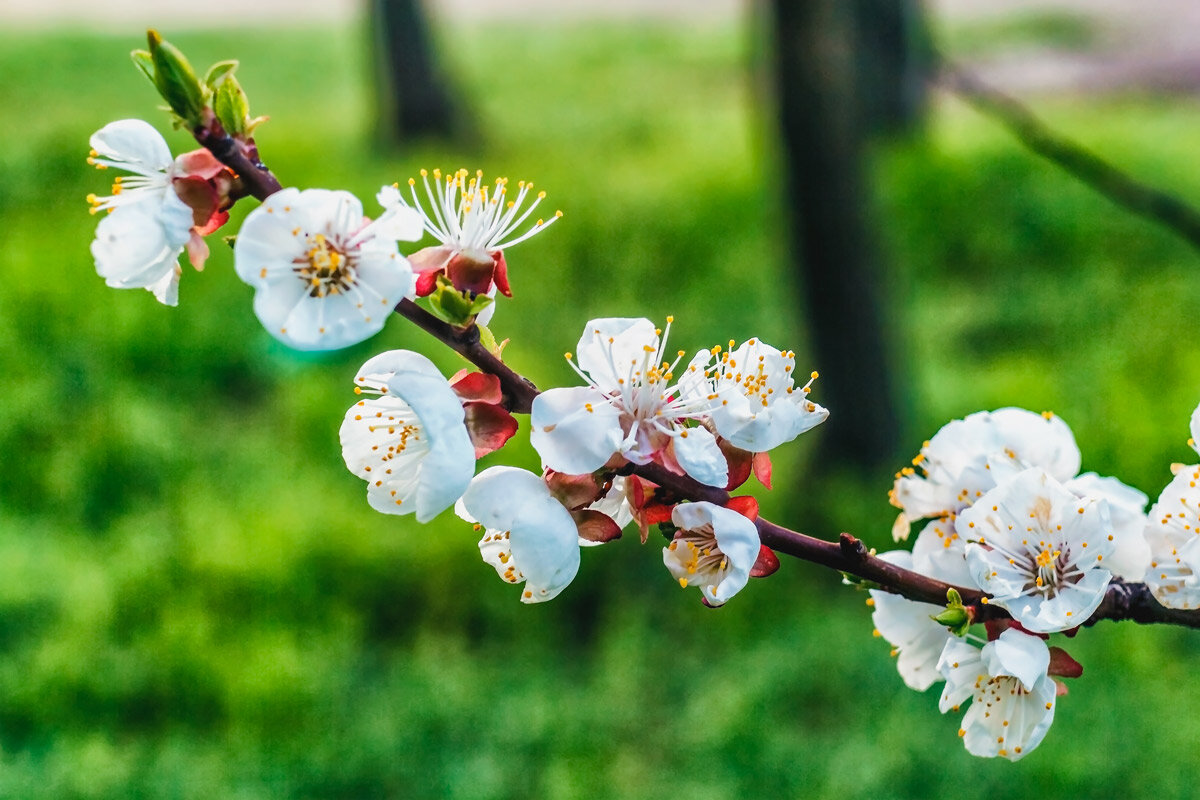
[[687, 337, 827, 453], [234, 187, 423, 350], [869, 550, 958, 691], [1143, 463, 1200, 609], [339, 350, 475, 523], [378, 169, 561, 323], [457, 467, 581, 603], [87, 119, 232, 305], [937, 628, 1057, 761], [663, 501, 759, 605], [958, 468, 1114, 632], [530, 317, 727, 487]]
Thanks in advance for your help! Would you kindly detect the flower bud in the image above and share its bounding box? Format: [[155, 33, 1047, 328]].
[[147, 30, 208, 128], [931, 588, 975, 637]]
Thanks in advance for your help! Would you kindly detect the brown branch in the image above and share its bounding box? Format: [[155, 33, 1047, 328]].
[[192, 120, 282, 203], [940, 67, 1200, 253], [192, 124, 1200, 631], [393, 298, 540, 413]]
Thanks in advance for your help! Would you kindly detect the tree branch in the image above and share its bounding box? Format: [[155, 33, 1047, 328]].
[[192, 121, 283, 202], [192, 129, 1200, 631], [940, 67, 1200, 253]]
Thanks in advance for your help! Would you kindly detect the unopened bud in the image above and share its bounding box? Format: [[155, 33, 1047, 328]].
[[931, 588, 975, 637], [147, 29, 207, 128]]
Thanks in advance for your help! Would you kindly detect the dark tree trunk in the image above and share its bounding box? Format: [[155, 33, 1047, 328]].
[[768, 0, 926, 467], [371, 0, 464, 143]]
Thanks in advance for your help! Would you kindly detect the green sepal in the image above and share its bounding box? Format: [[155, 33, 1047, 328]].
[[840, 573, 882, 591], [147, 29, 207, 128], [931, 588, 975, 637], [476, 323, 501, 357], [426, 274, 493, 327], [222, 235, 237, 249], [130, 49, 155, 86], [203, 59, 239, 91], [213, 73, 250, 138]]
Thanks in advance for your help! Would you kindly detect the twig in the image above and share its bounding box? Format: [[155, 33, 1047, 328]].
[[192, 130, 1200, 631], [940, 67, 1200, 253], [192, 121, 283, 202]]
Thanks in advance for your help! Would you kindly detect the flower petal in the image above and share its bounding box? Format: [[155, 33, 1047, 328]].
[[530, 386, 623, 475]]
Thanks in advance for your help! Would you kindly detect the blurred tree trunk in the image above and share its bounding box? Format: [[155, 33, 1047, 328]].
[[370, 0, 466, 143], [768, 0, 927, 467]]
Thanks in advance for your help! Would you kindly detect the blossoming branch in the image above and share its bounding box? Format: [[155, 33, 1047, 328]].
[[85, 31, 1200, 764]]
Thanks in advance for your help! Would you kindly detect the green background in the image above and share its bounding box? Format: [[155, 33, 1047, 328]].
[[2, 13, 1199, 798]]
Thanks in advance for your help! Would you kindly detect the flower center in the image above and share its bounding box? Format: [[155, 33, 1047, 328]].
[[667, 526, 729, 595], [295, 233, 355, 298]]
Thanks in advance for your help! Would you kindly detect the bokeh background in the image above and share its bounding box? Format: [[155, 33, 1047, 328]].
[[3, 0, 1200, 796]]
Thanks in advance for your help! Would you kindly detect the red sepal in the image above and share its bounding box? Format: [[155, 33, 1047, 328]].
[[462, 402, 519, 458], [641, 503, 675, 526], [414, 268, 440, 297], [718, 437, 753, 491], [1047, 646, 1083, 679], [752, 451, 773, 490], [573, 509, 622, 544], [490, 250, 512, 297], [450, 370, 503, 405], [749, 545, 780, 578], [724, 495, 759, 521], [545, 470, 605, 510]]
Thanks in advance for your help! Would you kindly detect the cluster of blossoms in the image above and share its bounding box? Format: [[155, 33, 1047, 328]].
[[86, 34, 1200, 768], [87, 122, 828, 608], [870, 404, 1200, 760], [341, 314, 827, 605]]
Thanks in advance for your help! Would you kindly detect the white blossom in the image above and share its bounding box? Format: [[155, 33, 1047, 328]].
[[458, 467, 581, 603], [340, 350, 476, 523], [937, 628, 1056, 761], [686, 337, 828, 453], [960, 468, 1113, 632], [531, 317, 727, 487], [1143, 464, 1200, 609], [234, 187, 423, 350], [87, 119, 200, 305], [662, 501, 759, 605]]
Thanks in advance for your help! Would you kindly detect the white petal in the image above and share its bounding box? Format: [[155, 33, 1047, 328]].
[[870, 550, 954, 691], [1065, 472, 1149, 581], [911, 518, 976, 589], [575, 318, 658, 392], [960, 672, 1055, 761], [145, 264, 182, 306], [982, 628, 1049, 691], [530, 386, 623, 474], [989, 407, 1081, 482], [91, 202, 182, 289], [463, 467, 581, 603], [1143, 464, 1200, 609], [1191, 402, 1200, 458], [671, 425, 728, 488], [937, 638, 983, 713], [90, 119, 173, 172]]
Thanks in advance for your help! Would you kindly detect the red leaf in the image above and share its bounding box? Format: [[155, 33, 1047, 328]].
[[573, 509, 622, 543], [752, 451, 773, 490], [462, 402, 519, 458], [724, 495, 759, 521], [749, 545, 779, 578]]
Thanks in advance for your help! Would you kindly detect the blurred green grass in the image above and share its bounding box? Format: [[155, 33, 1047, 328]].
[[2, 17, 1200, 799]]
